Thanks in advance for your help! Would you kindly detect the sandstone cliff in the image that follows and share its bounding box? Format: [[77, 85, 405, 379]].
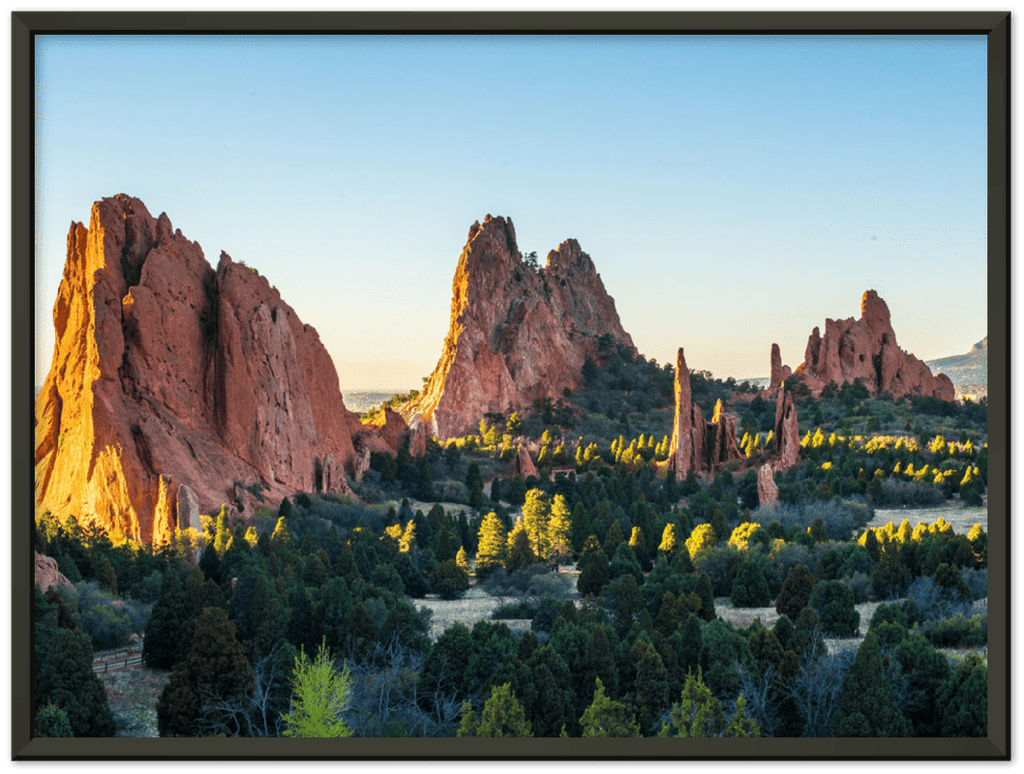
[[666, 348, 744, 479], [401, 215, 636, 441], [790, 290, 954, 401], [35, 195, 365, 544]]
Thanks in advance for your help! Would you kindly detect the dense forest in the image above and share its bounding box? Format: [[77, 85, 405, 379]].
[[33, 342, 988, 739]]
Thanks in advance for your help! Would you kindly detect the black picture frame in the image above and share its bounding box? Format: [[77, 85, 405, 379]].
[[12, 4, 1019, 769]]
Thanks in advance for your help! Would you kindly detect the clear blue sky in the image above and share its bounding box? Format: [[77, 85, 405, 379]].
[[35, 34, 987, 392]]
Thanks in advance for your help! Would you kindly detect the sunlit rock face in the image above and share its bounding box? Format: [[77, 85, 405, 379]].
[[35, 195, 365, 544], [402, 214, 636, 441], [794, 290, 954, 401]]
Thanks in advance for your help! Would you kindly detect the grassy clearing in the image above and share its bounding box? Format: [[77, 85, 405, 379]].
[[97, 663, 170, 737]]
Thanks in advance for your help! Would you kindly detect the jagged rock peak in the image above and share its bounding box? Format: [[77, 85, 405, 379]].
[[35, 194, 368, 544], [402, 215, 635, 440], [792, 289, 954, 401]]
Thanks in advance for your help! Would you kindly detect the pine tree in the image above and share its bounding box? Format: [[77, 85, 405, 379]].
[[476, 511, 508, 576], [35, 704, 73, 737], [577, 537, 610, 597], [36, 627, 116, 737], [143, 569, 189, 669], [505, 520, 537, 573], [603, 520, 625, 560], [832, 632, 910, 737], [157, 607, 253, 737], [272, 515, 292, 548], [475, 683, 533, 737], [580, 678, 640, 737], [775, 563, 815, 619], [546, 494, 573, 564], [584, 625, 619, 697], [724, 695, 761, 737], [658, 523, 680, 557], [685, 523, 716, 561], [633, 640, 669, 732], [281, 638, 353, 738], [522, 489, 552, 560], [456, 700, 479, 737], [658, 668, 727, 737]]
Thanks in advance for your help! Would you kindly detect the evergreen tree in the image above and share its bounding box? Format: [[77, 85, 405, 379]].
[[522, 489, 552, 560], [272, 515, 292, 548], [658, 523, 680, 557], [95, 558, 118, 596], [475, 683, 533, 737], [36, 627, 116, 737], [547, 494, 573, 564], [281, 638, 353, 738], [809, 580, 860, 638], [632, 640, 669, 733], [775, 563, 815, 619], [685, 523, 716, 561], [936, 654, 987, 737], [214, 506, 234, 556], [677, 614, 703, 675], [35, 704, 73, 737], [430, 558, 470, 599], [143, 569, 189, 669], [724, 695, 761, 737], [832, 632, 910, 737], [475, 512, 507, 577], [603, 520, 625, 560], [157, 607, 253, 737], [506, 519, 537, 573], [577, 537, 610, 597], [579, 678, 640, 737], [731, 559, 771, 607], [583, 625, 619, 697], [658, 668, 727, 737]]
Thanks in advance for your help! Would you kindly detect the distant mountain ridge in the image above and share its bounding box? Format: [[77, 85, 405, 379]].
[[927, 336, 987, 396]]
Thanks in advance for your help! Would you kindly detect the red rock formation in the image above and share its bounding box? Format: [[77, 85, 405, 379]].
[[773, 384, 801, 471], [757, 464, 779, 508], [667, 348, 743, 478], [35, 195, 367, 544], [35, 552, 72, 592], [794, 290, 954, 401], [513, 445, 539, 481], [402, 215, 635, 440], [365, 408, 411, 456], [768, 343, 792, 393]]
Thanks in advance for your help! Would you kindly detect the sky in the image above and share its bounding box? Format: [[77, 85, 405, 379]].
[[34, 33, 988, 392]]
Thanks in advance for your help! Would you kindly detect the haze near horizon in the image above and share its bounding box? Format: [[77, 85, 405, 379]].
[[35, 34, 987, 392]]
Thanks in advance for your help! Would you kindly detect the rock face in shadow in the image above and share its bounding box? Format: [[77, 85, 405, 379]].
[[666, 348, 744, 478], [35, 195, 366, 544], [768, 342, 792, 393], [401, 215, 635, 441], [35, 552, 73, 592], [773, 384, 801, 471], [793, 290, 955, 401]]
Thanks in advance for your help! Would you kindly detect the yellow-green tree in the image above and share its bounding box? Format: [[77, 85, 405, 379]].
[[281, 637, 352, 738], [547, 494, 573, 563], [475, 512, 507, 576], [522, 489, 552, 560], [685, 523, 717, 561]]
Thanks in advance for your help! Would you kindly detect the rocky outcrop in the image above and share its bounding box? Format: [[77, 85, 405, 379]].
[[757, 464, 779, 508], [793, 290, 954, 401], [667, 348, 744, 478], [768, 343, 792, 393], [401, 215, 635, 440], [35, 552, 72, 592], [365, 408, 411, 455], [35, 195, 367, 544], [773, 384, 801, 470], [513, 445, 539, 481]]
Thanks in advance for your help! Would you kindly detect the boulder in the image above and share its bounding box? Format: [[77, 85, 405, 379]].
[[401, 215, 635, 440], [34, 552, 72, 592]]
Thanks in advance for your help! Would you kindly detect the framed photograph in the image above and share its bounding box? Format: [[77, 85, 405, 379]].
[[9, 4, 1015, 769]]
